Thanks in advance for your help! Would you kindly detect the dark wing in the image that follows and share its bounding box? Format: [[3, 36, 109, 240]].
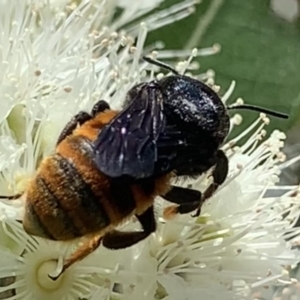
[[94, 85, 165, 178]]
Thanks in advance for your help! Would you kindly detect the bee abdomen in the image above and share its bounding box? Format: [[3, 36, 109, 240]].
[[24, 153, 110, 240], [23, 176, 79, 240]]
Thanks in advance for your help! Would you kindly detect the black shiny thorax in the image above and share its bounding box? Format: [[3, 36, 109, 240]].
[[94, 74, 230, 179], [158, 75, 230, 142], [132, 75, 230, 142], [139, 75, 229, 177]]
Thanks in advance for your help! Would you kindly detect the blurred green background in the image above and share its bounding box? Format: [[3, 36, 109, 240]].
[[146, 0, 300, 138]]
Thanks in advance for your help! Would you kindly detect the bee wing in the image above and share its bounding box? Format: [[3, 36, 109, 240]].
[[94, 86, 165, 178]]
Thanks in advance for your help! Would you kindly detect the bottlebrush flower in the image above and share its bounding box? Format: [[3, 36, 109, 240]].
[[0, 1, 299, 300]]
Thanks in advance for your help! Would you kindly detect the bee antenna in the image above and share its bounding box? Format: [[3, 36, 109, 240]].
[[227, 104, 289, 119], [142, 56, 179, 75], [0, 193, 22, 200]]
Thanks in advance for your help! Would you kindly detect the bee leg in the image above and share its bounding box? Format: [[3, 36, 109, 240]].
[[102, 206, 155, 249], [91, 99, 110, 116], [56, 112, 92, 145], [162, 186, 201, 219], [48, 234, 103, 281], [163, 186, 201, 204], [192, 150, 228, 217], [56, 100, 110, 145]]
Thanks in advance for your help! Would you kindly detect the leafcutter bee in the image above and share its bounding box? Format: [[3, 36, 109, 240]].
[[0, 57, 288, 280]]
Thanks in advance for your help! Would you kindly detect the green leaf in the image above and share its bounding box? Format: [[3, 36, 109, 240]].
[[147, 0, 300, 136]]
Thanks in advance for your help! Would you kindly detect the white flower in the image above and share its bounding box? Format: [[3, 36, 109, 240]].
[[117, 0, 164, 11], [83, 115, 300, 299], [146, 119, 300, 299], [0, 0, 201, 299], [0, 215, 160, 300], [0, 0, 300, 300], [0, 216, 140, 300], [0, 0, 198, 195]]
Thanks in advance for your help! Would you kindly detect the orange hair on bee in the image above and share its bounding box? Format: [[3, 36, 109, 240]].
[[0, 105, 174, 281], [73, 110, 119, 141]]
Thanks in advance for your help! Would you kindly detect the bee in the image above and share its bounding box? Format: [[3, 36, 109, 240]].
[[0, 57, 288, 280]]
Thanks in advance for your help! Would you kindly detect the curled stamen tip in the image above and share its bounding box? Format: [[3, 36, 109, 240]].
[[140, 22, 147, 29], [188, 6, 196, 13], [192, 48, 198, 56], [281, 132, 287, 139], [129, 46, 137, 53], [100, 40, 109, 48], [276, 152, 286, 162], [271, 175, 279, 183], [212, 84, 220, 93], [48, 272, 61, 281], [151, 50, 158, 58], [232, 114, 242, 125], [259, 113, 266, 119], [282, 269, 289, 276], [236, 98, 244, 105], [205, 78, 215, 87], [291, 278, 298, 284], [110, 32, 118, 39], [48, 257, 64, 281], [206, 69, 215, 77], [261, 129, 267, 136], [273, 131, 287, 140], [213, 44, 221, 52], [157, 73, 165, 80], [120, 36, 127, 46]]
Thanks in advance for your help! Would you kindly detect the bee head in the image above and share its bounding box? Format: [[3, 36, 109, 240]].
[[159, 75, 230, 141], [143, 56, 230, 141]]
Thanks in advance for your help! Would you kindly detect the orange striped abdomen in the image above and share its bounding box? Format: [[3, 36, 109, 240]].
[[23, 137, 115, 241]]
